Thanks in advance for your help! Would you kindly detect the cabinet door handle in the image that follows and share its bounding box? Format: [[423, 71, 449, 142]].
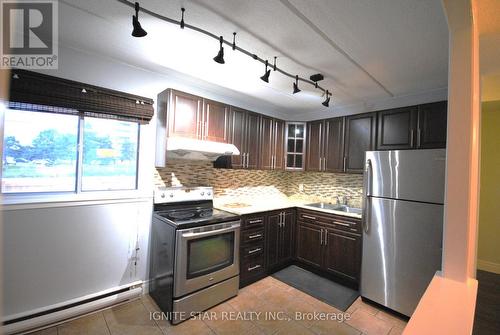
[[205, 121, 208, 139], [248, 234, 262, 239], [334, 221, 350, 227], [248, 265, 261, 271], [324, 230, 328, 245], [343, 156, 347, 172], [417, 128, 421, 148], [338, 234, 356, 241], [248, 248, 262, 254], [302, 214, 317, 220], [320, 228, 323, 245], [248, 219, 263, 224], [246, 153, 250, 168], [410, 129, 414, 147]]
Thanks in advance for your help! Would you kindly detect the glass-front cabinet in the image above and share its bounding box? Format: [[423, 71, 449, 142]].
[[285, 122, 306, 170]]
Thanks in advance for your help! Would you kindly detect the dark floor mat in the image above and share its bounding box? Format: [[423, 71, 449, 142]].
[[272, 265, 359, 312]]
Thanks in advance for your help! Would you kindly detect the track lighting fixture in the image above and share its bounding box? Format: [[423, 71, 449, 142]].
[[213, 36, 225, 64], [131, 2, 147, 37], [119, 0, 333, 107], [260, 60, 271, 83], [293, 75, 301, 94], [322, 90, 330, 107], [180, 8, 185, 28]]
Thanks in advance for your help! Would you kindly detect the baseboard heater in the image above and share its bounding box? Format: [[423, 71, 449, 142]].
[[1, 281, 143, 335]]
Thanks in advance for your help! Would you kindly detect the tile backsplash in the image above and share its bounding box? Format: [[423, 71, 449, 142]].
[[154, 159, 363, 207]]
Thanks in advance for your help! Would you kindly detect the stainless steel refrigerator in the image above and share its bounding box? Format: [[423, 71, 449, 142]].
[[360, 149, 446, 317]]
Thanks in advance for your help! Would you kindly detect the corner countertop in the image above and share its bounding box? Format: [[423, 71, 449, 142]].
[[213, 196, 362, 219]]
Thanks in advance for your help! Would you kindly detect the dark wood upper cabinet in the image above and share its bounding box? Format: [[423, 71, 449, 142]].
[[344, 112, 377, 173], [296, 222, 323, 268], [323, 230, 362, 281], [377, 106, 418, 150], [260, 116, 274, 170], [228, 108, 260, 170], [285, 122, 306, 170], [203, 99, 230, 143], [323, 117, 345, 172], [376, 101, 447, 150], [229, 107, 246, 169], [167, 89, 202, 139], [417, 101, 447, 149], [306, 118, 345, 172], [273, 119, 285, 170], [246, 112, 261, 169], [260, 117, 285, 170], [306, 120, 323, 171]]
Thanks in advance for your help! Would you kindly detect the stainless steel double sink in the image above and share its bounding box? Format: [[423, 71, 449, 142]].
[[305, 202, 362, 215]]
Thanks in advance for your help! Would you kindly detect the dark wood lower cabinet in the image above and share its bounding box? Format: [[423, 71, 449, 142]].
[[296, 222, 323, 268], [296, 210, 362, 285], [267, 210, 295, 271], [239, 208, 361, 288], [323, 229, 362, 282], [239, 214, 267, 287]]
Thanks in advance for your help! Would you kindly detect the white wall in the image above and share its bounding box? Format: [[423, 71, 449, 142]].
[[2, 200, 151, 318]]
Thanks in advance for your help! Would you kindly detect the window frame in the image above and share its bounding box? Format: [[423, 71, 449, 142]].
[[1, 108, 141, 199]]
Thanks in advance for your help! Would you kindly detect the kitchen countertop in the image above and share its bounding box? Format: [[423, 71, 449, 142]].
[[214, 196, 362, 219]]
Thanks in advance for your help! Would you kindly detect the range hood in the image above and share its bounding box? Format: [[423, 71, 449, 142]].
[[166, 137, 240, 161]]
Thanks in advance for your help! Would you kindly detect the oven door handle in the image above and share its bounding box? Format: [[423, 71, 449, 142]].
[[181, 223, 241, 239]]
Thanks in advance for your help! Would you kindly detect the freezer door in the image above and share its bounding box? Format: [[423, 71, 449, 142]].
[[360, 197, 443, 316], [365, 149, 446, 204]]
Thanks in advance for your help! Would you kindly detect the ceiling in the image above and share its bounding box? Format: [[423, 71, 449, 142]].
[[57, 0, 449, 118]]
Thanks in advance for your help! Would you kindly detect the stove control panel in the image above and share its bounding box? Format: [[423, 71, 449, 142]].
[[154, 187, 213, 204]]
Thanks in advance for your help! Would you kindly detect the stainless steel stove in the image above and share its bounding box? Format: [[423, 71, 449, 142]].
[[149, 187, 240, 324]]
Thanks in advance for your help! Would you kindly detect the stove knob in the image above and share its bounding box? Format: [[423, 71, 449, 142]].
[[169, 193, 174, 198], [207, 192, 211, 196], [201, 192, 205, 196], [160, 193, 166, 198]]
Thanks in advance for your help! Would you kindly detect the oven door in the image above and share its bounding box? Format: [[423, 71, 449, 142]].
[[174, 221, 240, 297]]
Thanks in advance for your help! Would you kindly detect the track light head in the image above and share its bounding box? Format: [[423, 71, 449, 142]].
[[213, 36, 225, 64], [322, 90, 330, 107], [132, 2, 147, 37], [180, 8, 185, 29], [260, 60, 271, 83], [293, 75, 301, 94]]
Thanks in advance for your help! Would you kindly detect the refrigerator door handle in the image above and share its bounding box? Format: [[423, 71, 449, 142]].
[[363, 159, 373, 233]]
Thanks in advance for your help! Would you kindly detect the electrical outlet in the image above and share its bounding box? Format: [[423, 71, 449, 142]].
[[299, 183, 304, 192]]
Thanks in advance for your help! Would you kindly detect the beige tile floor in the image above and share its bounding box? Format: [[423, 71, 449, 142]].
[[29, 276, 407, 335]]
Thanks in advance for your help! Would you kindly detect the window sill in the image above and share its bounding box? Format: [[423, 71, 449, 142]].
[[1, 190, 153, 210]]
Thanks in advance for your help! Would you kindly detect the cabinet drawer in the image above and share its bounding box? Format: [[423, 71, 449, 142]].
[[242, 243, 264, 258], [331, 217, 361, 234], [241, 228, 264, 244], [242, 215, 265, 230], [298, 209, 361, 234], [298, 209, 330, 225], [241, 256, 265, 277]]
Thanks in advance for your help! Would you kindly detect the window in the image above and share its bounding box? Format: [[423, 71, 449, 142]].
[[1, 108, 140, 194], [82, 118, 139, 191]]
